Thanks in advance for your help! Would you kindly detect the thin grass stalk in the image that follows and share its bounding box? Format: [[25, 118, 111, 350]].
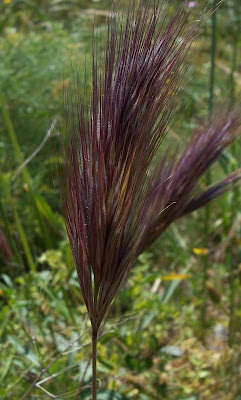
[[0, 169, 36, 271], [0, 92, 29, 183], [229, 0, 240, 106], [228, 0, 241, 346], [201, 0, 217, 336], [0, 198, 23, 266], [228, 249, 235, 346], [208, 0, 217, 116], [0, 91, 53, 250], [91, 331, 97, 400], [12, 199, 36, 272]]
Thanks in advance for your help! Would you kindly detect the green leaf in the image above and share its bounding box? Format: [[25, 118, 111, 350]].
[[162, 280, 181, 304], [0, 351, 15, 382], [139, 308, 158, 330], [34, 192, 63, 230], [1, 274, 14, 288]]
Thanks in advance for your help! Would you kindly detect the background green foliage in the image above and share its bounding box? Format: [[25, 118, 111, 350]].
[[0, 0, 241, 399]]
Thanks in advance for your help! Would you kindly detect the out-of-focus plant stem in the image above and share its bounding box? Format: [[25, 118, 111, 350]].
[[228, 0, 240, 347], [0, 198, 23, 266], [201, 0, 217, 335], [208, 0, 217, 116], [0, 170, 36, 272], [229, 0, 240, 107], [0, 92, 30, 184], [12, 199, 36, 272], [0, 91, 53, 250]]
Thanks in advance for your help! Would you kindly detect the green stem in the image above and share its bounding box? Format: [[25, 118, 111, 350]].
[[0, 92, 29, 182], [227, 0, 240, 347], [12, 201, 36, 272], [228, 250, 235, 346], [0, 91, 53, 249], [229, 37, 238, 106], [201, 0, 217, 336], [0, 170, 36, 271], [0, 199, 23, 266], [208, 0, 217, 116], [229, 0, 240, 105]]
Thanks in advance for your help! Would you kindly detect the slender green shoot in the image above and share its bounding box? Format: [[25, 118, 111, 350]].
[[201, 0, 217, 336], [0, 91, 53, 249]]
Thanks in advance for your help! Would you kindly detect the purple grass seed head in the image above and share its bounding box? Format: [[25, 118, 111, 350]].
[[57, 0, 241, 331]]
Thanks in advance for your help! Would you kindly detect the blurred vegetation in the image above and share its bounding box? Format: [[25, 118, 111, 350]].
[[0, 0, 241, 399]]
